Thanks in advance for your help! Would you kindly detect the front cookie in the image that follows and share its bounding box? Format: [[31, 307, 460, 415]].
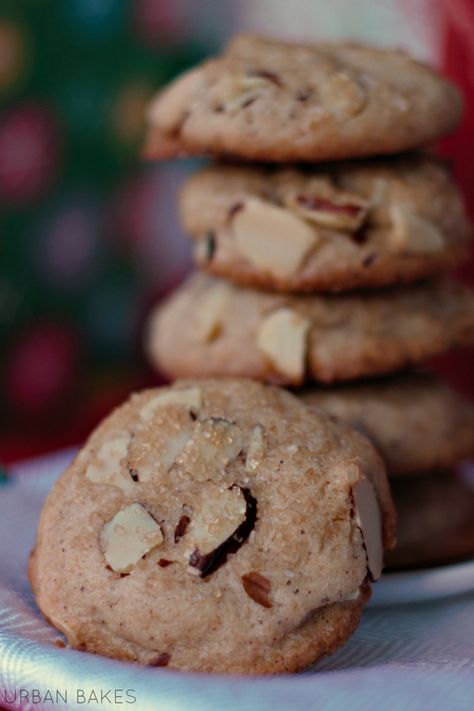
[[181, 155, 470, 292], [30, 379, 394, 674], [145, 34, 461, 163], [146, 273, 474, 385]]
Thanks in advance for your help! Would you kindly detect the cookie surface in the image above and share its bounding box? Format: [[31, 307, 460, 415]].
[[147, 273, 474, 385], [386, 470, 474, 570], [301, 374, 474, 476], [181, 155, 470, 292], [30, 379, 394, 674], [145, 34, 462, 163]]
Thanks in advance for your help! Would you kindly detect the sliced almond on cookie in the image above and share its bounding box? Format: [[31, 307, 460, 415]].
[[318, 71, 367, 119], [184, 483, 257, 577], [245, 425, 266, 471], [389, 205, 444, 253], [352, 476, 383, 581], [101, 503, 163, 573], [232, 197, 318, 279], [257, 308, 310, 382], [196, 282, 232, 342], [175, 417, 243, 480], [289, 193, 368, 231], [85, 433, 133, 492], [139, 386, 202, 422]]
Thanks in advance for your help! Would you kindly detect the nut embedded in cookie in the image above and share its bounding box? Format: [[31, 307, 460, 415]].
[[231, 197, 318, 279], [100, 503, 164, 574], [257, 308, 310, 383]]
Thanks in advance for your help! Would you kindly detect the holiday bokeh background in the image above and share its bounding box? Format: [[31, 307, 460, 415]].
[[0, 0, 473, 464]]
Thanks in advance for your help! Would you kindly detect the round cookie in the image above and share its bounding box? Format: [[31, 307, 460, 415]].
[[386, 469, 474, 570], [181, 155, 471, 293], [29, 379, 395, 674], [300, 374, 474, 477], [144, 34, 462, 163], [146, 273, 474, 386]]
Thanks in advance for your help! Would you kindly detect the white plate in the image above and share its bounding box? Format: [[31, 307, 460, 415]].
[[370, 558, 474, 607]]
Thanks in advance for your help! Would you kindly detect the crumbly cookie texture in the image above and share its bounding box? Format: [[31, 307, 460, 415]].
[[181, 155, 471, 292], [147, 273, 474, 386], [29, 379, 394, 674], [301, 373, 474, 477], [386, 471, 474, 570], [144, 34, 462, 163]]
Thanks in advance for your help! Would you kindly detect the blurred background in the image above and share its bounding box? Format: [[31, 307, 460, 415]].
[[0, 0, 472, 463]]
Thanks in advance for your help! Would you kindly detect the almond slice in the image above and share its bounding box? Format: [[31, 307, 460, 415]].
[[245, 425, 266, 471], [175, 417, 243, 480], [257, 308, 310, 382], [186, 483, 247, 557], [289, 193, 368, 231], [318, 71, 367, 119], [184, 483, 257, 577], [101, 503, 163, 573], [196, 283, 232, 342], [139, 387, 202, 421], [232, 197, 318, 279], [85, 433, 133, 492], [352, 476, 383, 581], [389, 205, 444, 253]]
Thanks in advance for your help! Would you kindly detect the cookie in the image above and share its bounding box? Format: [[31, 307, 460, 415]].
[[300, 374, 474, 476], [29, 379, 395, 674], [181, 155, 470, 293], [146, 273, 474, 386], [386, 469, 474, 570], [144, 34, 462, 163]]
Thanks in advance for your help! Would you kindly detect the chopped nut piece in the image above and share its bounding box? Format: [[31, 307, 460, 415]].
[[223, 90, 259, 113], [232, 197, 318, 279], [389, 205, 444, 253], [159, 428, 193, 470], [139, 387, 202, 421], [176, 417, 243, 480], [174, 514, 191, 542], [352, 476, 383, 581], [246, 69, 282, 87], [290, 194, 368, 231], [85, 433, 132, 492], [318, 71, 367, 119], [257, 308, 310, 382], [344, 588, 361, 601], [100, 503, 164, 573], [245, 425, 266, 471], [185, 484, 257, 577], [150, 652, 171, 667], [196, 283, 232, 342], [241, 572, 272, 608]]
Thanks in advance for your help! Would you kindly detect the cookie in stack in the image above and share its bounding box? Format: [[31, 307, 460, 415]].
[[145, 35, 474, 569]]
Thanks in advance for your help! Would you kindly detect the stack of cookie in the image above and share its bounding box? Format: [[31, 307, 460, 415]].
[[29, 35, 473, 676], [145, 35, 474, 570]]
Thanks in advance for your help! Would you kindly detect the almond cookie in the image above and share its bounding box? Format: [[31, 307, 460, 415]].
[[144, 34, 462, 163], [146, 273, 474, 386], [181, 155, 470, 292], [386, 470, 474, 570], [301, 374, 474, 476], [29, 379, 395, 674]]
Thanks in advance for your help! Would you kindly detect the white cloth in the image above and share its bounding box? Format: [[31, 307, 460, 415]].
[[0, 450, 473, 711]]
